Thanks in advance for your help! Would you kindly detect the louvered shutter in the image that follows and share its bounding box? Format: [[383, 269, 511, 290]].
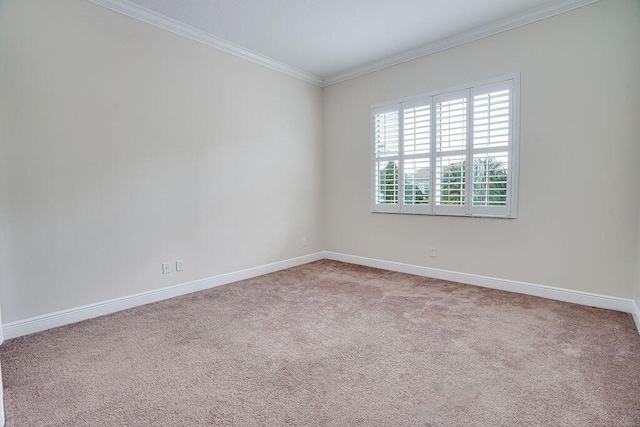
[[372, 106, 400, 211], [402, 98, 431, 213], [433, 90, 469, 215], [370, 75, 518, 218], [470, 81, 514, 217]]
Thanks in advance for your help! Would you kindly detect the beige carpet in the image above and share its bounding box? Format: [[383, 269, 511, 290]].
[[2, 260, 640, 426]]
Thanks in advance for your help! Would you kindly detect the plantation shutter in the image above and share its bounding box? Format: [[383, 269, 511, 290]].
[[372, 105, 400, 212], [470, 80, 514, 217], [402, 97, 431, 213], [370, 75, 518, 218], [433, 90, 469, 215]]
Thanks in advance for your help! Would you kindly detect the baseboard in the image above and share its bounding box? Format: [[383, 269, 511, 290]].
[[322, 251, 636, 315], [2, 252, 324, 340], [631, 300, 640, 333], [4, 250, 637, 340]]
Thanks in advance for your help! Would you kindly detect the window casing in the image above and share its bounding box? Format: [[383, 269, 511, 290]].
[[371, 75, 519, 218]]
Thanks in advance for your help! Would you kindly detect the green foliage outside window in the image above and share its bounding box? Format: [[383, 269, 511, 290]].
[[440, 157, 507, 206], [379, 161, 428, 204]]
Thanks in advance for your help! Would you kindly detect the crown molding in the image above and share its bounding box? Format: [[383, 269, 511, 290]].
[[322, 0, 599, 86], [88, 0, 598, 88], [87, 0, 324, 87]]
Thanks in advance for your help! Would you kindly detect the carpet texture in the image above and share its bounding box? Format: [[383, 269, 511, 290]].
[[2, 260, 640, 426]]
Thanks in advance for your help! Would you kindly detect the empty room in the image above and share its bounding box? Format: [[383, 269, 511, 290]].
[[1, 0, 639, 425]]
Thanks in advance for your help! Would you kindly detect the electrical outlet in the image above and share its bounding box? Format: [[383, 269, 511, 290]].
[[430, 247, 437, 258], [162, 262, 170, 274], [176, 260, 184, 272], [302, 238, 308, 247]]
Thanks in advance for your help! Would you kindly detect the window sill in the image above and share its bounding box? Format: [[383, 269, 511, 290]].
[[370, 210, 516, 219]]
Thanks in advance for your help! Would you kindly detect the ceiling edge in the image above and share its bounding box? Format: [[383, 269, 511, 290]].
[[322, 0, 600, 87], [87, 0, 599, 89], [87, 0, 324, 87]]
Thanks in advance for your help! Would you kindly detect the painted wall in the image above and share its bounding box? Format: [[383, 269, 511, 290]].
[[0, 0, 324, 323], [1, 0, 639, 327], [323, 0, 640, 298]]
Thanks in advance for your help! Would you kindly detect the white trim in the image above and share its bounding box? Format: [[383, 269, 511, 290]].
[[323, 0, 599, 86], [86, 0, 597, 88], [322, 251, 635, 314], [86, 0, 323, 86], [5, 250, 636, 340], [632, 300, 640, 334], [372, 74, 519, 219], [509, 74, 521, 218], [2, 253, 323, 340], [370, 74, 521, 109]]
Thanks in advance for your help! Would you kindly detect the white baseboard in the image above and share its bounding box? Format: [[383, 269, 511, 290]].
[[3, 250, 637, 340], [631, 300, 640, 333], [2, 252, 324, 340], [323, 251, 636, 315]]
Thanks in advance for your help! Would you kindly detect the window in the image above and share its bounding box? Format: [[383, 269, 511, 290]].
[[371, 75, 519, 218]]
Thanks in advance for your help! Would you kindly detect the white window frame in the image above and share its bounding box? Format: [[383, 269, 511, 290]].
[[370, 74, 520, 219]]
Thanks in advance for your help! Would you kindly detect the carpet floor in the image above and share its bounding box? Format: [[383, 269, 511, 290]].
[[2, 260, 640, 426]]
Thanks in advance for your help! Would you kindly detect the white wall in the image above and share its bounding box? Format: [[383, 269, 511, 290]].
[[1, 0, 639, 327], [323, 0, 640, 298], [0, 0, 324, 323]]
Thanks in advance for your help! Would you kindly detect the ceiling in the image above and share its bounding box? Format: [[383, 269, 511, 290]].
[[90, 0, 598, 86]]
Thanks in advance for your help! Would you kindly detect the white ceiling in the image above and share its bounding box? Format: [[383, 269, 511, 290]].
[[91, 0, 597, 86]]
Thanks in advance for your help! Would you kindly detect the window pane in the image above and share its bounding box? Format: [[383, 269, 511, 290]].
[[374, 111, 399, 157], [473, 90, 510, 149], [404, 159, 429, 205], [472, 152, 508, 207], [404, 105, 430, 155], [436, 97, 467, 152], [375, 160, 399, 204], [436, 155, 466, 206]]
